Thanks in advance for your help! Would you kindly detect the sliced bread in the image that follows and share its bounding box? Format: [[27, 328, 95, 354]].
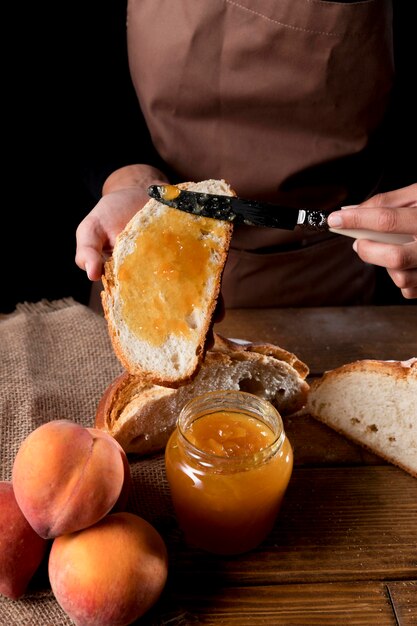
[[101, 179, 235, 386], [306, 358, 417, 477], [95, 334, 310, 455]]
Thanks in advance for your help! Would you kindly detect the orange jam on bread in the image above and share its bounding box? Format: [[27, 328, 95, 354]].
[[165, 391, 293, 554], [118, 208, 225, 346]]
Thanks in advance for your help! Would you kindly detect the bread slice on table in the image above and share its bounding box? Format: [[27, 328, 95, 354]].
[[101, 179, 235, 386], [95, 334, 310, 456], [306, 358, 417, 477]]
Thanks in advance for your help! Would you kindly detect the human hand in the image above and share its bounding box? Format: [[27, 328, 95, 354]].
[[328, 183, 417, 299], [75, 187, 149, 281], [75, 165, 168, 281]]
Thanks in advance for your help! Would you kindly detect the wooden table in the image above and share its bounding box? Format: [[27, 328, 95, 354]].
[[148, 306, 417, 626]]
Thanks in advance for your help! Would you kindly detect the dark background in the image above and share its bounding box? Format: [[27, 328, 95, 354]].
[[2, 2, 415, 314], [3, 0, 135, 314]]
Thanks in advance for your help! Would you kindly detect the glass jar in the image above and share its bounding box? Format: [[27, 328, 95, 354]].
[[165, 390, 293, 555]]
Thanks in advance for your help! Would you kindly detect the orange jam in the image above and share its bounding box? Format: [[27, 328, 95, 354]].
[[118, 208, 226, 346], [165, 391, 293, 554], [159, 184, 181, 201]]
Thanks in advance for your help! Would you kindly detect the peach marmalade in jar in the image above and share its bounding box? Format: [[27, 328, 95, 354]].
[[165, 390, 293, 555]]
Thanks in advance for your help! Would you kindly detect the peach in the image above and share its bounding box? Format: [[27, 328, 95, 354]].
[[0, 481, 48, 599], [49, 512, 168, 626], [12, 420, 131, 539], [87, 427, 131, 513]]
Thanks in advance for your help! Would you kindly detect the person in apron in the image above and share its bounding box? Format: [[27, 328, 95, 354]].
[[76, 0, 417, 306]]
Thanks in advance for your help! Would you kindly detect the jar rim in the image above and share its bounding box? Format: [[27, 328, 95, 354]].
[[177, 390, 285, 464]]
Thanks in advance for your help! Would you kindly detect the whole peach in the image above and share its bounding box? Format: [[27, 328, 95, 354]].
[[12, 420, 130, 539], [49, 512, 168, 626], [0, 481, 48, 599]]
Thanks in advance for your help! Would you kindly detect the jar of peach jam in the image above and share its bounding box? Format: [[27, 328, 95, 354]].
[[165, 390, 293, 555]]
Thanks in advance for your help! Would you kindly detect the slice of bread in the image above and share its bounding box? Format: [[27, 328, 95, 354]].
[[306, 358, 417, 477], [101, 179, 235, 386], [95, 334, 310, 455]]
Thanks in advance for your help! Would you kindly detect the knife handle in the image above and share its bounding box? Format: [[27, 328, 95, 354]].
[[328, 228, 414, 245]]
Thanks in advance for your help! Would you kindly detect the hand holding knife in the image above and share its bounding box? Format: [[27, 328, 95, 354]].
[[148, 184, 413, 245]]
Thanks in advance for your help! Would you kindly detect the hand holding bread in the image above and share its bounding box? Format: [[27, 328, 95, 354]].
[[101, 179, 235, 386]]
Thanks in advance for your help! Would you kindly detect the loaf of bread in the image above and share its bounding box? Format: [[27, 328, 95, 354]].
[[101, 179, 235, 386], [306, 358, 417, 477], [95, 334, 310, 455]]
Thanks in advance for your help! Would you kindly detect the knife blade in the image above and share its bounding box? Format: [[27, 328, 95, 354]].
[[147, 185, 414, 244]]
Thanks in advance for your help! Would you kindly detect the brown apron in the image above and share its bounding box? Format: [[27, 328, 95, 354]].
[[127, 0, 394, 306]]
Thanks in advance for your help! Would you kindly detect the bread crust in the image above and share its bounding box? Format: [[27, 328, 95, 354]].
[[212, 334, 309, 379], [95, 334, 310, 456], [101, 180, 235, 387], [309, 358, 417, 383], [307, 358, 417, 478]]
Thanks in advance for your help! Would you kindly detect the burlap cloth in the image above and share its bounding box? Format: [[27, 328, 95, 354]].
[[0, 299, 178, 625]]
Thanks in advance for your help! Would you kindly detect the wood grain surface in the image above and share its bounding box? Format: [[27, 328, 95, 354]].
[[216, 306, 417, 375], [164, 582, 400, 625]]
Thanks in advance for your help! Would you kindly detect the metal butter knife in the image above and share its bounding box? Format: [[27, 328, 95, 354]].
[[147, 185, 413, 244]]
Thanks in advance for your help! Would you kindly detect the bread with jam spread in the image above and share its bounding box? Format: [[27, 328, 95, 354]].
[[306, 358, 417, 477], [95, 334, 310, 455], [101, 179, 234, 386]]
